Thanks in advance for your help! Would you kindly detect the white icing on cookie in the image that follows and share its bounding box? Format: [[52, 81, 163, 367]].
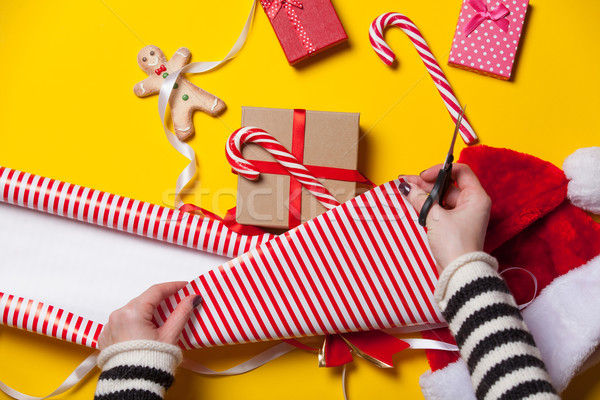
[[211, 98, 219, 112], [177, 126, 191, 132], [176, 51, 188, 57], [140, 82, 146, 94], [148, 57, 159, 66]]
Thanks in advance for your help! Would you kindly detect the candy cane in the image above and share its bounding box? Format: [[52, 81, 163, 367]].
[[226, 126, 340, 210], [369, 12, 478, 144]]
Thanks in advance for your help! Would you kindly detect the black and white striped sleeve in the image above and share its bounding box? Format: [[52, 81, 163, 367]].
[[94, 340, 182, 400], [435, 252, 560, 400]]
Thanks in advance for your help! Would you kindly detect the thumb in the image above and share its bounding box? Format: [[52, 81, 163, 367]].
[[398, 180, 429, 212], [398, 180, 442, 227], [158, 295, 202, 345]]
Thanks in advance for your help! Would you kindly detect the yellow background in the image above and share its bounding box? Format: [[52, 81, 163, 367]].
[[0, 0, 599, 398]]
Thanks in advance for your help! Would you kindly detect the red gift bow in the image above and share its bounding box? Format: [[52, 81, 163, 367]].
[[286, 330, 448, 368], [463, 0, 510, 36], [243, 109, 372, 229], [260, 0, 317, 54], [319, 331, 410, 368], [264, 0, 303, 19]]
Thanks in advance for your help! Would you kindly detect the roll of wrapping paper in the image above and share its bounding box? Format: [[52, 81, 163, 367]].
[[0, 166, 275, 259], [1, 166, 443, 349]]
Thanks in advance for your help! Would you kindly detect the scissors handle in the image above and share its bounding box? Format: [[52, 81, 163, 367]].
[[418, 163, 453, 227]]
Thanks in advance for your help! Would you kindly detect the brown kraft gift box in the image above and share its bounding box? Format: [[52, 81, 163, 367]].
[[236, 106, 364, 229]]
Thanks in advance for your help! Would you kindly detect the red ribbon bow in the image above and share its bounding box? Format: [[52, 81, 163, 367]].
[[320, 332, 411, 368], [154, 64, 167, 75], [263, 0, 304, 20], [463, 0, 510, 36], [284, 331, 411, 368]]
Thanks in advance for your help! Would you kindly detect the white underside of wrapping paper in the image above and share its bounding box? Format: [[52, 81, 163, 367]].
[[0, 201, 228, 325]]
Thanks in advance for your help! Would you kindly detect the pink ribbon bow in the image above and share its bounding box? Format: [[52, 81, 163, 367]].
[[463, 0, 510, 36], [263, 0, 303, 20]]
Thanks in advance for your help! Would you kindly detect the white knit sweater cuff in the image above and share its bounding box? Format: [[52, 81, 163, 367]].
[[434, 251, 499, 308], [97, 340, 183, 372]]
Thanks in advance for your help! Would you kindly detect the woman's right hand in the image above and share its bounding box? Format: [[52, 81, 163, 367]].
[[399, 163, 492, 272]]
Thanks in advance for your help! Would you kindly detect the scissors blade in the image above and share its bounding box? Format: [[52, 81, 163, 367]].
[[443, 105, 466, 168]]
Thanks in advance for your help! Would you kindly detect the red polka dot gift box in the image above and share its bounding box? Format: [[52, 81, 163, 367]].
[[259, 0, 348, 65], [448, 0, 529, 80]]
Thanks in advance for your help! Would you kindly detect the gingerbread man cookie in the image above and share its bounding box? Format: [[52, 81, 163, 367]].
[[134, 45, 226, 141]]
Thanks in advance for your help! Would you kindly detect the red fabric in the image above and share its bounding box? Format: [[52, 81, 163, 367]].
[[423, 145, 600, 371], [493, 202, 600, 303], [458, 145, 569, 253]]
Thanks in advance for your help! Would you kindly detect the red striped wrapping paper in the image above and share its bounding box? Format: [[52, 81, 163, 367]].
[[0, 166, 275, 259], [0, 292, 103, 348], [157, 180, 443, 349], [1, 166, 443, 349], [0, 165, 275, 348]]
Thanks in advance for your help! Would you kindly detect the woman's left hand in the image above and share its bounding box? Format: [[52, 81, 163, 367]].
[[98, 281, 201, 349]]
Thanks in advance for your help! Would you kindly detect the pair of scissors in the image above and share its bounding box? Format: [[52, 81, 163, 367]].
[[418, 105, 466, 227]]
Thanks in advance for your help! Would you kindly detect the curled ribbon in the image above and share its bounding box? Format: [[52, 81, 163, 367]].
[[158, 0, 258, 208], [500, 267, 539, 310], [317, 331, 458, 369], [463, 0, 510, 36], [315, 331, 458, 400]]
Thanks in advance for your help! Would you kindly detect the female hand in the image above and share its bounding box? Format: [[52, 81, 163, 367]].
[[98, 281, 202, 349], [399, 163, 491, 271]]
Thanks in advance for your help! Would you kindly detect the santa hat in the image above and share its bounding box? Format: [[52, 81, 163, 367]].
[[418, 145, 600, 399]]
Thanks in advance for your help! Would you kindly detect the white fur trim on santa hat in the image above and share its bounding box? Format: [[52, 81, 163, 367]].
[[419, 358, 476, 400], [563, 147, 600, 214], [522, 254, 600, 392], [419, 254, 600, 399]]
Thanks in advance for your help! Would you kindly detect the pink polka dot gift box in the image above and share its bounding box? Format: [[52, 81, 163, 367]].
[[448, 0, 529, 80]]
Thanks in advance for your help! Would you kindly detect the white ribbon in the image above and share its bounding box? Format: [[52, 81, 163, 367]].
[[0, 336, 459, 399], [159, 0, 258, 208], [342, 364, 349, 400], [0, 343, 294, 400], [0, 352, 98, 400], [500, 267, 539, 310], [181, 342, 296, 375], [403, 338, 459, 351]]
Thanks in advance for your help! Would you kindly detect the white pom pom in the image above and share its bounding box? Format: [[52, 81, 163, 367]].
[[563, 147, 600, 214]]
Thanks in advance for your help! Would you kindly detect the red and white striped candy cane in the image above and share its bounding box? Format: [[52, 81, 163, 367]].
[[369, 12, 478, 144], [226, 126, 340, 210]]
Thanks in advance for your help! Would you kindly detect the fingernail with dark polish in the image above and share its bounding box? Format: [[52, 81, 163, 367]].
[[398, 181, 411, 196], [193, 295, 203, 308], [419, 170, 426, 176]]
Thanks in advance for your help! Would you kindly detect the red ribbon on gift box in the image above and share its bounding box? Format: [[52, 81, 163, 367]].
[[247, 109, 372, 228], [464, 0, 510, 36], [261, 0, 317, 54]]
